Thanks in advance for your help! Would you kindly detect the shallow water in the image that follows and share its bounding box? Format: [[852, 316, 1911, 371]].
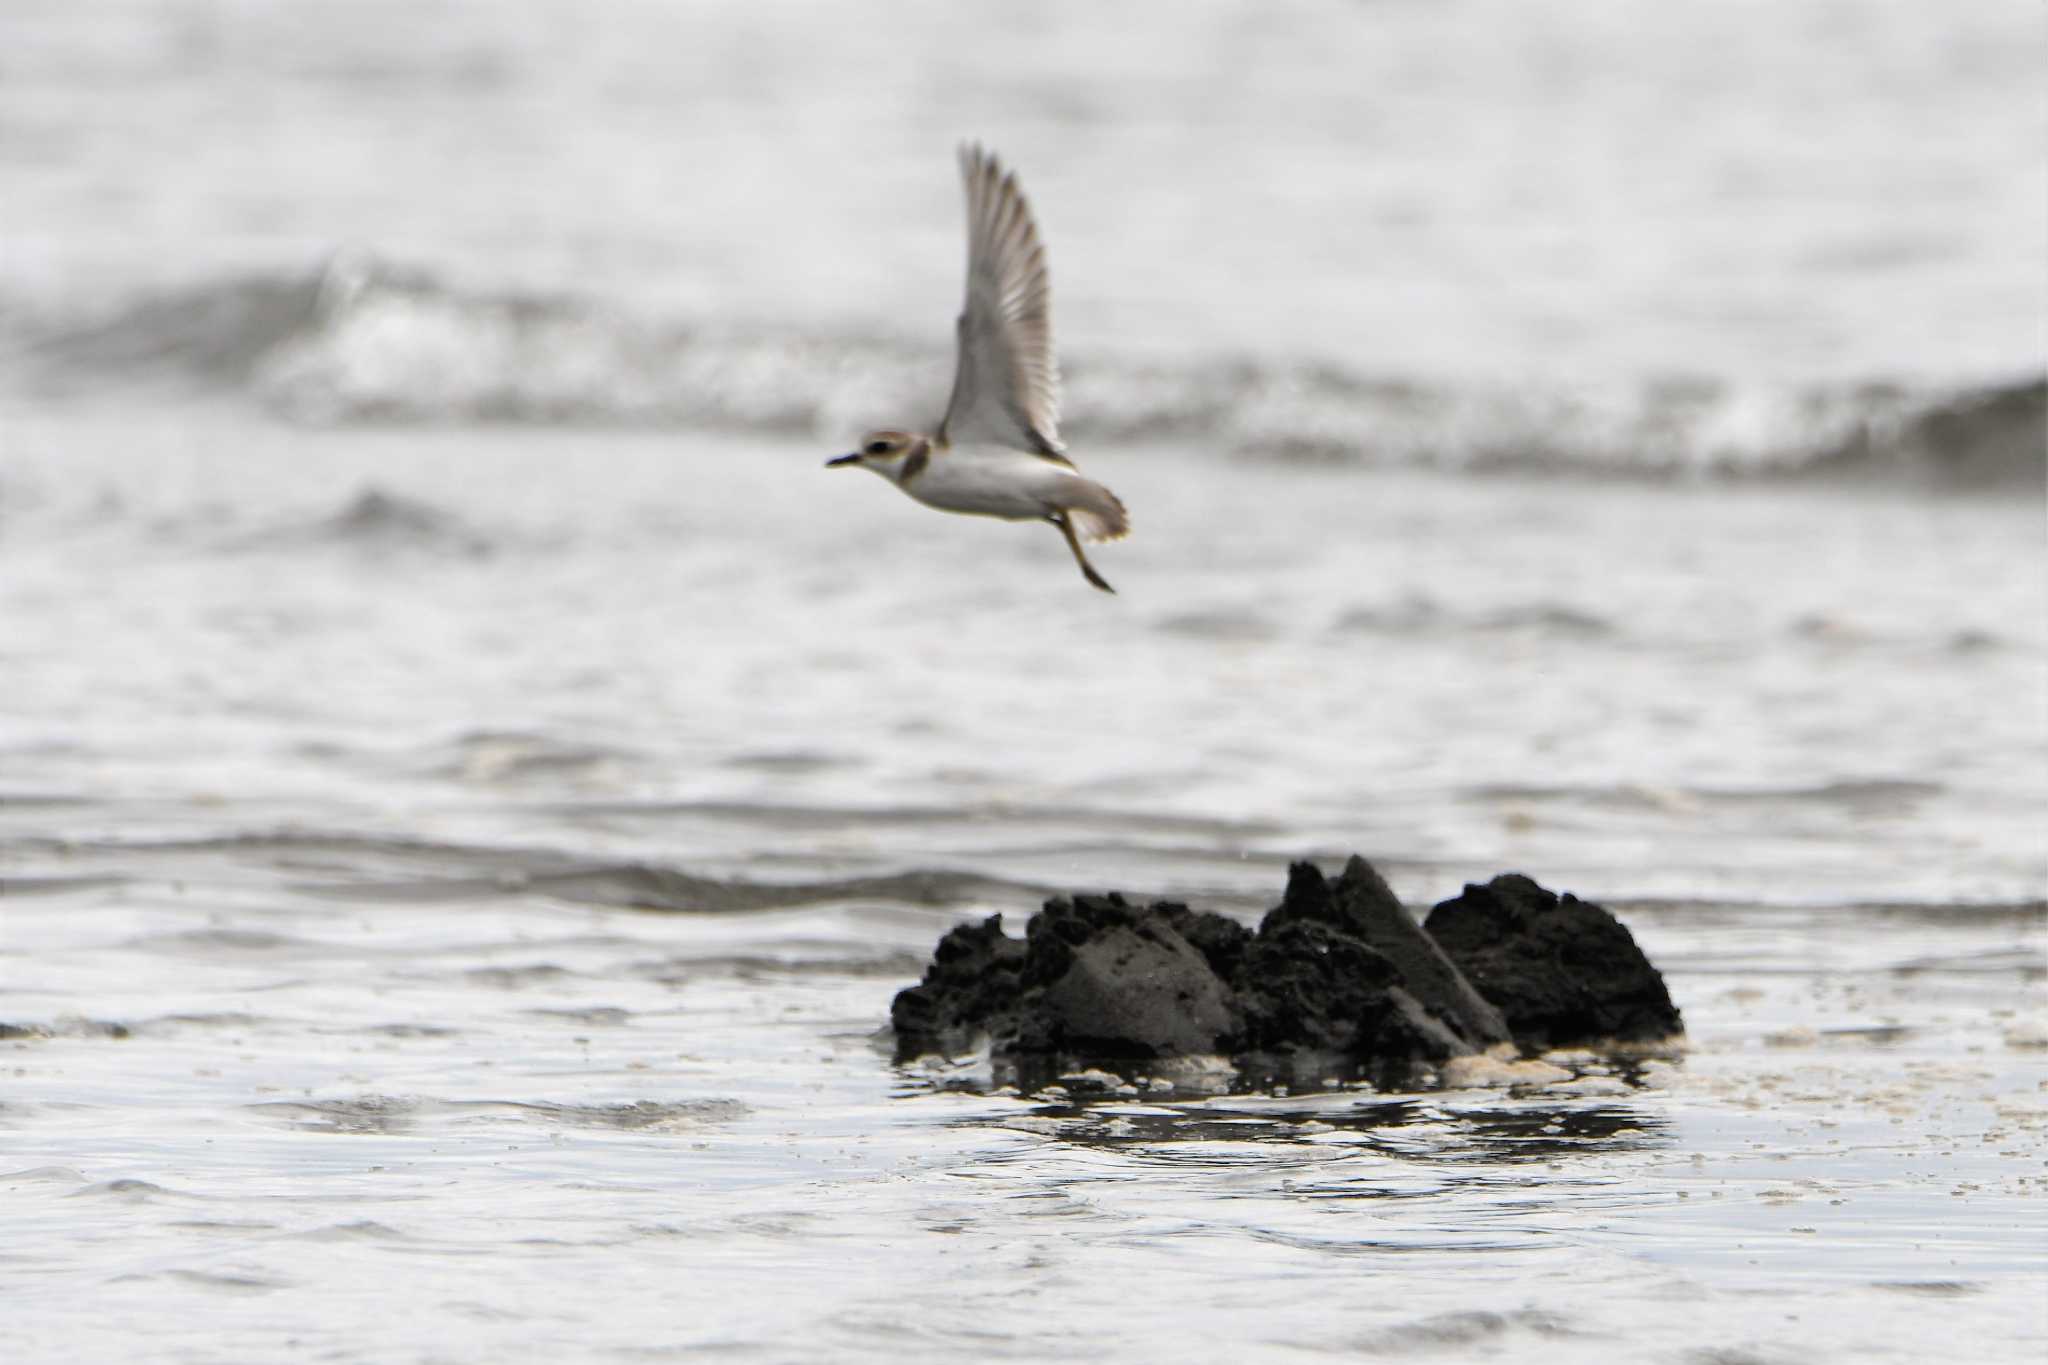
[[3, 410, 2042, 901], [4, 854, 2045, 1361], [4, 1, 2047, 1359], [3, 411, 2045, 1361]]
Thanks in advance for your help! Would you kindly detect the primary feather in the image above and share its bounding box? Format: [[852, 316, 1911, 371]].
[[937, 144, 1068, 463]]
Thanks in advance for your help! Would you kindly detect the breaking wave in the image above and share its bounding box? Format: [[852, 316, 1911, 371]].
[[11, 256, 2043, 486]]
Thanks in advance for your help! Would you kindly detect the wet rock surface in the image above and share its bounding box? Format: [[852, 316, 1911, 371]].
[[1259, 857, 1514, 1050], [1424, 873, 1685, 1050], [891, 856, 1683, 1083]]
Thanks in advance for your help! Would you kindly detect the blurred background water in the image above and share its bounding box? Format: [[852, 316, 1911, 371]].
[[2, 2, 2045, 1362]]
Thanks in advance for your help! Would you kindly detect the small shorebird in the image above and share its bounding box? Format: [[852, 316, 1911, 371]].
[[827, 144, 1128, 593]]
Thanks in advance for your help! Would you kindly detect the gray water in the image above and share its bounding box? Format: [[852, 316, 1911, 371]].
[[4, 2, 2046, 1362]]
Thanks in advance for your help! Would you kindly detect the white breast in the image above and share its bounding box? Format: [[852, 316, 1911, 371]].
[[902, 446, 1079, 522]]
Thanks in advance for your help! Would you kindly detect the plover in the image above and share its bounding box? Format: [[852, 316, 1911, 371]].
[[827, 144, 1128, 593]]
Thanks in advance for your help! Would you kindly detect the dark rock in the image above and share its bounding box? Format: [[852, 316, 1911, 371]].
[[1361, 986, 1478, 1066], [1018, 893, 1139, 990], [1269, 856, 1512, 1048], [1030, 920, 1239, 1056], [888, 915, 1026, 1042], [1270, 860, 1336, 921], [1424, 874, 1684, 1048], [892, 895, 1240, 1060], [890, 856, 1684, 1081], [1154, 900, 1255, 981], [1233, 915, 1403, 1054]]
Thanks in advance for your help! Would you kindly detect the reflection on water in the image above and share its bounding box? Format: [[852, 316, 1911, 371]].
[[906, 1055, 1674, 1166], [898, 1039, 1683, 1104], [972, 1096, 1670, 1164]]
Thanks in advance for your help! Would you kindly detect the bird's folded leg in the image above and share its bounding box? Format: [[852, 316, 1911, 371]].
[[1050, 512, 1115, 595]]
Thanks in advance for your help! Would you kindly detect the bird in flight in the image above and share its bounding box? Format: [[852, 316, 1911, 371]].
[[827, 144, 1128, 593]]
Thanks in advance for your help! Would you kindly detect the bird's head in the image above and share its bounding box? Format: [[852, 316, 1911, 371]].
[[826, 430, 925, 480]]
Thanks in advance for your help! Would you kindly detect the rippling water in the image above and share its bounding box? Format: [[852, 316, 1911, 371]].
[[4, 2, 2046, 1361], [5, 414, 2044, 1361]]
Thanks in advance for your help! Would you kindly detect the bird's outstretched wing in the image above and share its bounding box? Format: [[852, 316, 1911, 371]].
[[936, 144, 1069, 464]]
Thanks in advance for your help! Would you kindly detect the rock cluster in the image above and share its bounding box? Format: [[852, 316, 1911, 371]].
[[891, 855, 1682, 1082]]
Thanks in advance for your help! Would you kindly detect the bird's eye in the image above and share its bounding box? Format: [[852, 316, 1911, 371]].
[[864, 441, 890, 456]]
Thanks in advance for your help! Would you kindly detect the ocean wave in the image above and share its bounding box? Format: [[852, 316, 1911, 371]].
[[1461, 777, 1943, 814], [428, 729, 639, 784], [514, 862, 1042, 914], [6, 825, 1045, 914], [222, 486, 500, 557], [1332, 594, 1616, 639], [12, 257, 2043, 485], [1788, 613, 2011, 655], [0, 1016, 132, 1041], [1154, 606, 1282, 642], [248, 1095, 749, 1136]]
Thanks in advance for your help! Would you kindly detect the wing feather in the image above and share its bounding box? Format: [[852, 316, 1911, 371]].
[[936, 144, 1068, 463]]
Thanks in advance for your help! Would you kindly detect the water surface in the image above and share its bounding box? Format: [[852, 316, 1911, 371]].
[[3, 2, 2045, 1360]]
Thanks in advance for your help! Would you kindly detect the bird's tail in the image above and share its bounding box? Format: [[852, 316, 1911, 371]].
[[1065, 480, 1129, 543]]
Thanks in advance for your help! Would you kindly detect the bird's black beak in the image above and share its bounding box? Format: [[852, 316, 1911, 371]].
[[825, 453, 862, 468]]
